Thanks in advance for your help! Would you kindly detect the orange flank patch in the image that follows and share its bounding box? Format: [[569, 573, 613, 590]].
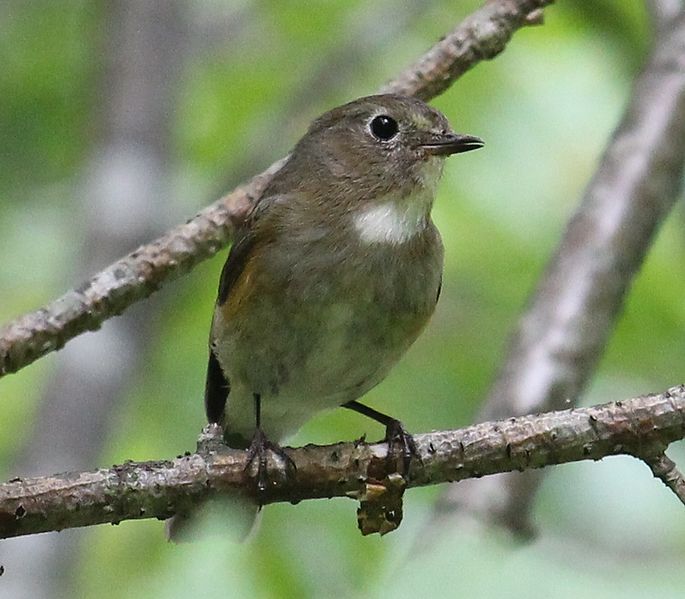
[[220, 254, 260, 322]]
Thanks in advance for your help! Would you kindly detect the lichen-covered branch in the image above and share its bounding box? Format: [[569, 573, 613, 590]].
[[1, 385, 683, 540], [433, 3, 685, 535], [0, 0, 553, 379]]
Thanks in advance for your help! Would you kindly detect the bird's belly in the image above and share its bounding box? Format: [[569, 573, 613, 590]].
[[215, 223, 444, 441], [216, 285, 436, 441]]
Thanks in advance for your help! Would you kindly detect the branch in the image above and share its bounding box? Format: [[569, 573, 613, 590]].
[[0, 0, 553, 379], [1, 385, 684, 540], [432, 3, 685, 534], [379, 0, 550, 100], [642, 452, 685, 505]]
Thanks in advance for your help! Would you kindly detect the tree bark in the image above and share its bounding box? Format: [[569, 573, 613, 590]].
[[1, 386, 684, 539]]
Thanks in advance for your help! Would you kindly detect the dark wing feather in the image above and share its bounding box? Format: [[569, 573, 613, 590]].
[[217, 228, 255, 305], [204, 348, 230, 423], [204, 228, 256, 423]]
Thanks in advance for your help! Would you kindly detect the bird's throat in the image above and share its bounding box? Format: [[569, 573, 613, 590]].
[[353, 159, 442, 245]]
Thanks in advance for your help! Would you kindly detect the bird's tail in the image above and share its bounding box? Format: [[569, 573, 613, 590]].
[[165, 495, 260, 543]]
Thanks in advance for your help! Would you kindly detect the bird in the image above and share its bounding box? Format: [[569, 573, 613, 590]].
[[168, 94, 482, 540]]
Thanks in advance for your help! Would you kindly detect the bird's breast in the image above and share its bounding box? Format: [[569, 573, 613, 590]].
[[212, 220, 443, 439]]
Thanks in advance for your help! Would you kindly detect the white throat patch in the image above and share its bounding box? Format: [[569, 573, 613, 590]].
[[353, 158, 442, 245], [354, 200, 427, 245]]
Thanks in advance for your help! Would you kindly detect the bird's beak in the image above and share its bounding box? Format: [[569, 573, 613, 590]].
[[421, 133, 484, 156]]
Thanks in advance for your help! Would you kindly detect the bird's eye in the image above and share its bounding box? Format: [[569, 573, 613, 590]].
[[369, 115, 399, 141]]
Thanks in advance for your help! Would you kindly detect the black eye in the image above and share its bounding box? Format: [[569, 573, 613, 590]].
[[370, 115, 398, 141]]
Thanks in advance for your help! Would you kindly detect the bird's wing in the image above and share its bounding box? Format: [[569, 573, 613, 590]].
[[204, 225, 256, 425], [203, 193, 283, 425]]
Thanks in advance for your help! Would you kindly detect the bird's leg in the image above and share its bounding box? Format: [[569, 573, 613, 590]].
[[343, 400, 418, 475], [244, 393, 296, 500]]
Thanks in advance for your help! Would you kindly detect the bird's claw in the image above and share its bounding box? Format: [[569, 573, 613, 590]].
[[244, 429, 296, 501], [384, 419, 419, 475]]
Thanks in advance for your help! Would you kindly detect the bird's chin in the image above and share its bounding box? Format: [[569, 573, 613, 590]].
[[416, 155, 444, 190]]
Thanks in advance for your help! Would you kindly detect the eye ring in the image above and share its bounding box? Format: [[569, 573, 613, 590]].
[[369, 115, 399, 141]]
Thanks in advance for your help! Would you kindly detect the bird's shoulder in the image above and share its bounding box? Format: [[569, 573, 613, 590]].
[[216, 193, 291, 305]]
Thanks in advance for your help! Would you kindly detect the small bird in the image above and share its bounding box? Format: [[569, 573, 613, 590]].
[[169, 94, 482, 539]]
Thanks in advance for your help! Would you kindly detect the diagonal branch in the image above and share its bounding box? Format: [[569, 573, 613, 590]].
[[1, 385, 683, 540], [0, 0, 553, 379], [432, 3, 685, 535], [379, 0, 550, 99], [642, 452, 685, 505]]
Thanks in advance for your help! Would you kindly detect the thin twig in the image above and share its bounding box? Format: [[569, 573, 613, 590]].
[[0, 0, 553, 379], [432, 4, 685, 535], [1, 385, 683, 540], [641, 452, 685, 506]]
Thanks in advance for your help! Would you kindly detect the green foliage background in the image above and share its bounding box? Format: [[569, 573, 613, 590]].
[[2, 2, 685, 598]]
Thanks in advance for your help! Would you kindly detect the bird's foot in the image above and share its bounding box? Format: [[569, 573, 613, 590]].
[[244, 429, 296, 502], [384, 419, 419, 476]]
